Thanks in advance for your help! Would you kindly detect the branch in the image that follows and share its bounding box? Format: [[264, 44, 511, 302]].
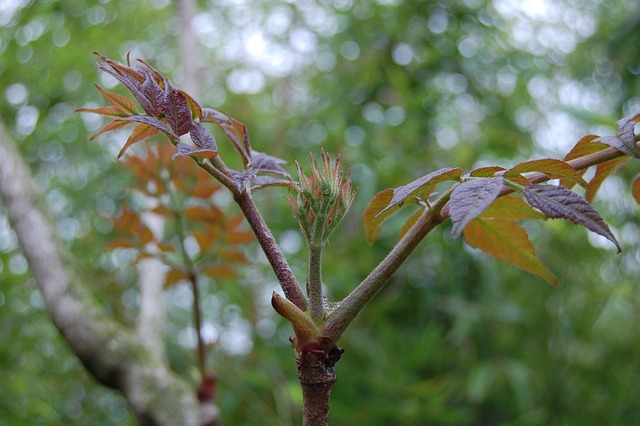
[[235, 190, 308, 311], [441, 141, 639, 218], [321, 191, 450, 342], [323, 141, 640, 343], [0, 120, 200, 426]]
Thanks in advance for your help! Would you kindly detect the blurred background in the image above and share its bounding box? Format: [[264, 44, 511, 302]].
[[1, 0, 639, 424]]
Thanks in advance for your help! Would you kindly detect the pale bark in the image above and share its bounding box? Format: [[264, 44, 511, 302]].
[[136, 256, 167, 358], [176, 0, 201, 96], [0, 120, 200, 425]]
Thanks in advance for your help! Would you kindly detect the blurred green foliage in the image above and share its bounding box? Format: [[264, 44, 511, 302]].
[[1, 0, 639, 424]]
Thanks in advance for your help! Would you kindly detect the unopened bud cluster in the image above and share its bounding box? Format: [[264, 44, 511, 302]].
[[286, 151, 357, 245]]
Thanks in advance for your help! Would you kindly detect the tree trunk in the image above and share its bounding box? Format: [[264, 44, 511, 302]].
[[0, 119, 201, 425]]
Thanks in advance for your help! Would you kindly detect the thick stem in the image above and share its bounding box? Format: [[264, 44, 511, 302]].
[[297, 351, 337, 426], [235, 191, 308, 311]]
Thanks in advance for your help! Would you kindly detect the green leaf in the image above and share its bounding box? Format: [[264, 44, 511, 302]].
[[505, 158, 588, 188], [450, 177, 504, 238], [523, 184, 621, 252], [464, 218, 557, 285]]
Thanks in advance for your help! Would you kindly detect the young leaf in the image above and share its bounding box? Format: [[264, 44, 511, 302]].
[[363, 167, 463, 243], [76, 85, 139, 117], [479, 195, 545, 221], [120, 115, 179, 140], [632, 174, 640, 205], [251, 151, 291, 178], [378, 167, 462, 217], [471, 165, 529, 185], [523, 184, 621, 252], [594, 113, 640, 159], [363, 189, 394, 244], [505, 158, 588, 188], [88, 119, 133, 141], [450, 177, 504, 238], [95, 53, 154, 115], [563, 134, 608, 161], [164, 87, 194, 137], [203, 109, 252, 166], [140, 72, 167, 116], [117, 123, 159, 158], [464, 219, 557, 285], [249, 175, 295, 191], [585, 156, 630, 202], [172, 122, 218, 159], [560, 135, 608, 189], [469, 166, 506, 177]]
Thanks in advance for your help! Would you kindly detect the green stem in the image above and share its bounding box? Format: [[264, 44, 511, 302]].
[[322, 189, 452, 343], [307, 202, 331, 323], [307, 241, 324, 323]]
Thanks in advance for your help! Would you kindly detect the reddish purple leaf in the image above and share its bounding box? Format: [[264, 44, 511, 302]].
[[594, 113, 640, 159], [172, 122, 217, 159], [251, 151, 291, 178], [249, 175, 294, 191], [523, 184, 620, 252], [163, 87, 193, 136], [95, 54, 153, 115], [450, 177, 504, 238], [377, 167, 462, 217], [119, 115, 178, 140], [141, 72, 167, 116], [202, 108, 252, 166]]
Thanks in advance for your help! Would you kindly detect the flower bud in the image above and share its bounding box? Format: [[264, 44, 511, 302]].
[[286, 150, 357, 245]]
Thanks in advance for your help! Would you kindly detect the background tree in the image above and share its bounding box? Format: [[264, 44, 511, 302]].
[[1, 0, 639, 425]]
